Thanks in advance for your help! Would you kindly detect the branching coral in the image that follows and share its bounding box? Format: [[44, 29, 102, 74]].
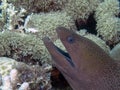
[[6, 4, 26, 31], [0, 31, 51, 64], [25, 11, 76, 41], [64, 0, 102, 20], [8, 0, 68, 13], [95, 0, 120, 42], [0, 0, 27, 32]]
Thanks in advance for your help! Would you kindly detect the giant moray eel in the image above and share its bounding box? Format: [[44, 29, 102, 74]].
[[43, 27, 120, 90]]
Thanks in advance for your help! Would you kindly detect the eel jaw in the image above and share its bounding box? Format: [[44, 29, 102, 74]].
[[43, 37, 74, 67], [55, 46, 75, 67]]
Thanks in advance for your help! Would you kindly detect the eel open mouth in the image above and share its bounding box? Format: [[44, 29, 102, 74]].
[[55, 45, 74, 67], [43, 37, 74, 67]]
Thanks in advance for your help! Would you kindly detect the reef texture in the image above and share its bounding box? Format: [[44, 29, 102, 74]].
[[64, 0, 102, 20], [25, 11, 76, 41], [95, 0, 120, 42], [0, 0, 120, 89], [7, 0, 68, 13], [0, 31, 51, 64], [0, 57, 52, 90]]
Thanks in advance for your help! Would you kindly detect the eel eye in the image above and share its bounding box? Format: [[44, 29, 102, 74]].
[[67, 36, 75, 44]]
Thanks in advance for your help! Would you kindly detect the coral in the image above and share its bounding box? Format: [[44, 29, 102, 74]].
[[95, 0, 120, 42], [25, 11, 76, 41], [0, 0, 8, 31], [0, 57, 17, 77], [0, 0, 27, 32], [0, 64, 52, 90], [0, 31, 51, 64], [110, 43, 120, 60], [6, 4, 27, 31], [12, 62, 52, 90], [64, 0, 102, 20], [7, 0, 68, 13]]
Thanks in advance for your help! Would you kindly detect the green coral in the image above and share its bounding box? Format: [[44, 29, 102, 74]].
[[25, 11, 76, 41], [95, 0, 120, 42], [64, 0, 102, 20], [0, 31, 51, 64]]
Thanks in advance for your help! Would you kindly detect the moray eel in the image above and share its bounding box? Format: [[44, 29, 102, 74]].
[[43, 27, 120, 90]]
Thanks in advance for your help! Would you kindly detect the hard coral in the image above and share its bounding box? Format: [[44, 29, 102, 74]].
[[25, 11, 76, 41], [0, 59, 52, 90], [95, 0, 120, 42], [0, 31, 51, 64], [12, 62, 52, 90], [64, 0, 102, 20], [8, 0, 68, 13]]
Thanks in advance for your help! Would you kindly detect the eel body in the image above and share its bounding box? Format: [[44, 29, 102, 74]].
[[43, 27, 120, 90]]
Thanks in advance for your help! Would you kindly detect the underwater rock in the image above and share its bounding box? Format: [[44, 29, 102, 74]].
[[110, 43, 120, 60]]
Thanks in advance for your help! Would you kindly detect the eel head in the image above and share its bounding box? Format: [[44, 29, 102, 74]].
[[43, 27, 120, 90]]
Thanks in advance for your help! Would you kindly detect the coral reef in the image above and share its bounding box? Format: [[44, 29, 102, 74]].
[[0, 69, 30, 90], [7, 0, 68, 13], [95, 0, 120, 42], [12, 62, 52, 90], [64, 0, 102, 20], [0, 0, 27, 32], [0, 31, 51, 64], [0, 58, 52, 90], [6, 4, 26, 31], [25, 11, 76, 41], [0, 0, 120, 89]]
